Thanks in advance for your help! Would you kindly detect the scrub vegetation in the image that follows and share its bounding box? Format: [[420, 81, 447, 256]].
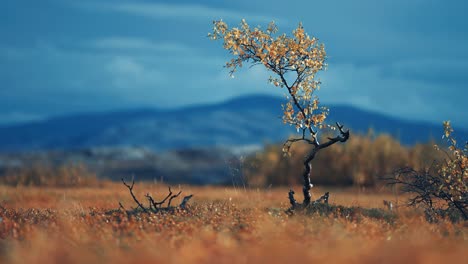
[[0, 184, 467, 264]]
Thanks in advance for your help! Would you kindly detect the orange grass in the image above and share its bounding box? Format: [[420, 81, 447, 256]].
[[0, 183, 466, 264]]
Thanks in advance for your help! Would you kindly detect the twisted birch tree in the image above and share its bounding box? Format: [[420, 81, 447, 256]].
[[209, 19, 350, 209]]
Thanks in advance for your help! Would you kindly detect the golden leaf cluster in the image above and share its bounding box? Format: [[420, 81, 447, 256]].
[[438, 121, 467, 204], [209, 19, 329, 141]]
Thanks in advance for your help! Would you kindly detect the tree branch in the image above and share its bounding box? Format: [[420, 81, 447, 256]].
[[121, 176, 147, 212], [301, 122, 349, 205], [154, 187, 173, 208], [168, 190, 182, 207], [180, 195, 194, 209], [288, 189, 298, 208], [278, 72, 317, 140]]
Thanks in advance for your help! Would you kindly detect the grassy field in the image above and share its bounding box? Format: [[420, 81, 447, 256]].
[[0, 183, 466, 264]]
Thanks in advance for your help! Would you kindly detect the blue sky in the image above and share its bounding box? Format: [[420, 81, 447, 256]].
[[1, 0, 467, 128]]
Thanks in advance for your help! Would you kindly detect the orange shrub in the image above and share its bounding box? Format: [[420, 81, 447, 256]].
[[243, 133, 444, 187], [0, 163, 100, 187]]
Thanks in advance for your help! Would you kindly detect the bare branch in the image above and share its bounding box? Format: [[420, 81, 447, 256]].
[[121, 176, 147, 212], [322, 122, 350, 148], [386, 167, 467, 221], [288, 189, 298, 208], [180, 195, 194, 209], [119, 202, 126, 211], [145, 193, 157, 210], [313, 192, 329, 204], [154, 187, 173, 208], [168, 190, 182, 207]]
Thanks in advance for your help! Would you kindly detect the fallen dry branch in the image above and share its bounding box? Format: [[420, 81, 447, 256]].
[[121, 177, 147, 212], [121, 176, 193, 213]]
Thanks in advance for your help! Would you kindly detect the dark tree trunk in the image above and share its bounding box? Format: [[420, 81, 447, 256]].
[[288, 123, 350, 210]]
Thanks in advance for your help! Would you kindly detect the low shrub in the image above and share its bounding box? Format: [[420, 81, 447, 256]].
[[0, 163, 100, 187]]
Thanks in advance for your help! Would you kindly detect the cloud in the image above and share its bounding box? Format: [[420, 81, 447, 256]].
[[0, 112, 45, 125], [90, 37, 192, 54], [0, 45, 28, 60], [385, 58, 468, 86], [1, 1, 467, 129], [195, 64, 273, 101], [4, 39, 465, 127], [105, 56, 164, 93], [318, 62, 467, 126], [77, 1, 282, 24]]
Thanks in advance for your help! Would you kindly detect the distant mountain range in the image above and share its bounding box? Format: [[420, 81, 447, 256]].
[[0, 94, 466, 152]]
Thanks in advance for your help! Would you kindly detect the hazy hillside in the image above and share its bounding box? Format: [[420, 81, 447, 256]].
[[0, 94, 465, 152]]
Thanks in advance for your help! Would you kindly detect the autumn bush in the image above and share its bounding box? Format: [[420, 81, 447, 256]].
[[387, 121, 467, 222], [243, 132, 444, 187], [0, 163, 100, 187]]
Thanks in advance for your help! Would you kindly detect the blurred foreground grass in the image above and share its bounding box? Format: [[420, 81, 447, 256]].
[[0, 183, 466, 264]]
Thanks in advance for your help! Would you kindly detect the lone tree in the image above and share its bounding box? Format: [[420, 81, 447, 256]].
[[210, 19, 350, 210]]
